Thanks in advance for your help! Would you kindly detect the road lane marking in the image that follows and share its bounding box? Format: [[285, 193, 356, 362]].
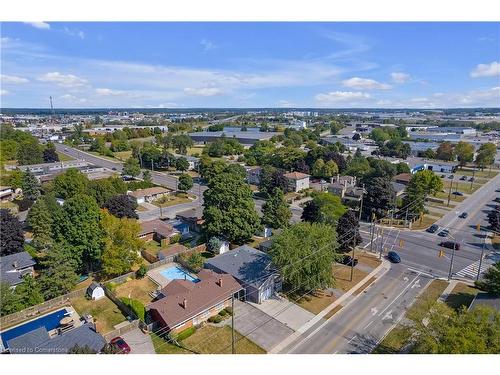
[[370, 307, 378, 316], [363, 321, 374, 329], [378, 273, 421, 317], [347, 335, 358, 344], [382, 311, 393, 321], [406, 267, 434, 277]]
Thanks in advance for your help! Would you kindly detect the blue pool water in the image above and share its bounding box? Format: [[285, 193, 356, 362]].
[[159, 266, 200, 283], [1, 308, 70, 349]]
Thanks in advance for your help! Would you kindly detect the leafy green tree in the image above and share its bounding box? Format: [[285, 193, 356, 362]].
[[0, 208, 25, 256], [87, 179, 118, 207], [7, 169, 24, 189], [53, 168, 89, 199], [178, 173, 193, 192], [103, 194, 138, 219], [409, 302, 500, 354], [336, 210, 363, 253], [421, 148, 437, 159], [261, 188, 292, 229], [123, 157, 141, 177], [172, 134, 194, 155], [272, 146, 306, 171], [301, 192, 347, 225], [199, 157, 227, 183], [27, 198, 53, 248], [345, 155, 372, 178], [269, 222, 339, 292], [68, 344, 98, 354], [454, 141, 475, 168], [43, 142, 59, 163], [15, 275, 44, 307], [475, 261, 500, 295], [0, 282, 23, 316], [311, 159, 326, 178], [259, 165, 288, 196], [475, 143, 496, 170], [17, 138, 43, 165], [39, 242, 79, 299], [370, 128, 390, 143], [101, 211, 141, 277], [186, 252, 204, 271], [362, 177, 396, 219], [21, 169, 40, 201], [175, 157, 190, 172], [203, 170, 261, 244], [436, 141, 455, 161], [55, 194, 104, 272], [207, 236, 223, 253]]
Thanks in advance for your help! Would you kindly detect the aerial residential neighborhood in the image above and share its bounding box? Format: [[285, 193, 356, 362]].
[[0, 7, 499, 375]]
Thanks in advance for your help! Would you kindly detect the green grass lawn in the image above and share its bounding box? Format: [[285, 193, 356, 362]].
[[56, 152, 74, 161], [113, 150, 133, 161], [432, 191, 466, 203], [445, 282, 479, 311], [442, 181, 481, 194], [151, 332, 191, 354], [115, 277, 158, 305], [70, 295, 127, 334], [152, 194, 193, 207], [373, 279, 449, 353], [455, 168, 498, 178], [0, 201, 18, 214]]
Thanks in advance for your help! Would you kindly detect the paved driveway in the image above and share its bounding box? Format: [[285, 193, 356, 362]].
[[234, 300, 293, 352], [247, 295, 315, 331], [121, 328, 155, 354]]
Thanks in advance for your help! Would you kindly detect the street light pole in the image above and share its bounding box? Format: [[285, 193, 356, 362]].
[[447, 243, 457, 281], [378, 228, 384, 259], [231, 293, 235, 354], [369, 218, 375, 253], [476, 235, 487, 281], [470, 169, 475, 193], [447, 176, 453, 207], [349, 234, 356, 282]]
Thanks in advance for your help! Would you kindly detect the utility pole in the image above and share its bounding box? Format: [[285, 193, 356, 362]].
[[369, 218, 375, 253], [378, 228, 384, 259], [231, 294, 235, 354], [447, 243, 457, 281], [404, 207, 409, 228], [358, 184, 365, 222], [389, 209, 394, 227], [447, 176, 453, 207], [349, 234, 356, 282], [476, 234, 487, 281]]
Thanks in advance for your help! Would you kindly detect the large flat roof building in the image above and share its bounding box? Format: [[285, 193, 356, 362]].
[[188, 130, 280, 145]]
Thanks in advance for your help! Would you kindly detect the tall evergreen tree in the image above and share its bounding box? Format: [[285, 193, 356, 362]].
[[15, 275, 44, 307], [21, 169, 40, 201], [39, 243, 79, 299]]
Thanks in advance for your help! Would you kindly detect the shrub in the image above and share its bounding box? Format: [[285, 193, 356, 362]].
[[208, 315, 222, 323], [225, 307, 233, 316], [218, 309, 228, 317], [120, 297, 146, 321], [186, 252, 204, 272], [136, 264, 147, 279], [106, 282, 117, 293], [170, 234, 181, 244], [176, 326, 196, 341]]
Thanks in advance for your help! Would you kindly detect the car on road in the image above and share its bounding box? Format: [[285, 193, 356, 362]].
[[437, 229, 450, 237], [440, 174, 446, 178], [387, 251, 401, 263], [448, 175, 454, 179], [64, 148, 68, 151], [496, 188, 500, 193], [452, 191, 464, 196], [340, 255, 358, 267], [459, 175, 467, 180], [494, 197, 500, 203], [459, 212, 468, 219], [439, 241, 460, 250], [426, 224, 439, 233], [112, 167, 117, 171], [469, 177, 475, 182], [110, 337, 131, 354]]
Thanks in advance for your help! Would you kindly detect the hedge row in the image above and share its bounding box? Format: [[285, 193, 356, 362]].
[[120, 297, 146, 321]]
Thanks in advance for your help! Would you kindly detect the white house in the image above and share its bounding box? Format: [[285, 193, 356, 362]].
[[86, 282, 105, 300], [128, 187, 170, 204], [284, 172, 310, 192]]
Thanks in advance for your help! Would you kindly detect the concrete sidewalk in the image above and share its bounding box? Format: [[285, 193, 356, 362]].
[[270, 257, 391, 353]]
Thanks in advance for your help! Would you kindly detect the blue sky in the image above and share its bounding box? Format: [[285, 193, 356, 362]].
[[1, 22, 499, 108]]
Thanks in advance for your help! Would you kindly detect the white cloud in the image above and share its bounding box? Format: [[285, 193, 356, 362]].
[[37, 72, 88, 88], [0, 89, 9, 96], [315, 91, 371, 105], [1, 74, 29, 84], [95, 88, 127, 96], [390, 72, 410, 83], [63, 27, 85, 40], [201, 39, 216, 52], [25, 22, 50, 30], [59, 94, 88, 104], [277, 100, 295, 108], [183, 87, 223, 96], [470, 61, 500, 78], [342, 77, 391, 90]]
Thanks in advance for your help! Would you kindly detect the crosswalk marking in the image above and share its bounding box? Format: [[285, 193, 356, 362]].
[[455, 260, 492, 279]]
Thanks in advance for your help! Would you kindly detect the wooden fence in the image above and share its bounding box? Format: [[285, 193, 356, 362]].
[[103, 319, 141, 342]]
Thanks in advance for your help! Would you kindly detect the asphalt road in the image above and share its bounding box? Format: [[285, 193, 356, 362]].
[[286, 266, 432, 354]]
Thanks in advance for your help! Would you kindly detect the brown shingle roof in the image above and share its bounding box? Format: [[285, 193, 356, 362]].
[[393, 173, 412, 184], [139, 219, 178, 238], [284, 171, 310, 180], [129, 187, 170, 198], [147, 269, 242, 329]]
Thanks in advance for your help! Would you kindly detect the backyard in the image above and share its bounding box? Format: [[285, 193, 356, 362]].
[[114, 277, 158, 305], [69, 295, 127, 334]]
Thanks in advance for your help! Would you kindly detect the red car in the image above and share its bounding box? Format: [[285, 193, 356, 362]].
[[110, 337, 131, 354]]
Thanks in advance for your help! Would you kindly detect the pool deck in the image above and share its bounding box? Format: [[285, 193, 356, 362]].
[[147, 262, 197, 288]]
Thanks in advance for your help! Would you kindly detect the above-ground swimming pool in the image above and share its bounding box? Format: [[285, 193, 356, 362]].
[[159, 266, 200, 283], [0, 308, 71, 349]]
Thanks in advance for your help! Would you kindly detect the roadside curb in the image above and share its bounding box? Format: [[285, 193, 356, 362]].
[[269, 257, 390, 354]]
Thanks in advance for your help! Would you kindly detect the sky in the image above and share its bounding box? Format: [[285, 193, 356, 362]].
[[0, 22, 499, 108]]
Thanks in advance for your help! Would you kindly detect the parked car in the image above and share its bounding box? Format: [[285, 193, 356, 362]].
[[452, 191, 464, 196], [469, 177, 475, 182], [440, 174, 446, 178], [496, 188, 500, 193], [340, 255, 358, 267], [110, 337, 131, 354], [112, 167, 117, 171], [459, 212, 468, 218], [448, 175, 454, 179], [388, 251, 401, 263], [426, 224, 439, 233], [494, 197, 500, 203], [460, 175, 467, 181], [437, 229, 450, 237], [439, 241, 460, 250]]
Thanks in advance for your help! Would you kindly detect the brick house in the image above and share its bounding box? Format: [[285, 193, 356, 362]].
[[147, 269, 243, 333], [128, 187, 170, 204]]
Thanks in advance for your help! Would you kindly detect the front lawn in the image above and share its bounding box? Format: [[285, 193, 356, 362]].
[[56, 152, 74, 161], [113, 151, 133, 161], [445, 282, 479, 311], [182, 325, 266, 354], [115, 277, 159, 305], [295, 290, 337, 315], [70, 295, 127, 334], [152, 193, 194, 208], [151, 332, 190, 354]]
